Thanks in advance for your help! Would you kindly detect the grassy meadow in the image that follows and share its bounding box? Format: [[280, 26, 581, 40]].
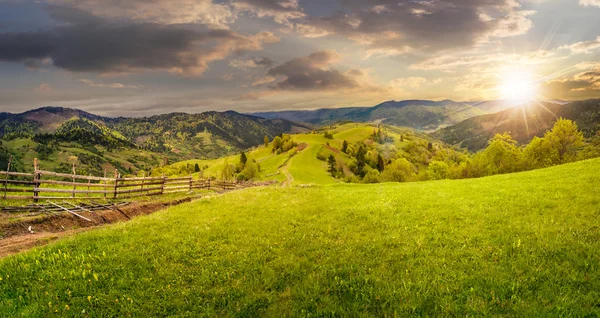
[[1, 158, 599, 316]]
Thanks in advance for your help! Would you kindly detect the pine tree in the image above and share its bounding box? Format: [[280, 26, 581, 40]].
[[240, 151, 247, 165], [194, 163, 200, 172], [342, 140, 348, 153], [327, 155, 337, 174], [377, 154, 385, 172], [264, 135, 269, 147]]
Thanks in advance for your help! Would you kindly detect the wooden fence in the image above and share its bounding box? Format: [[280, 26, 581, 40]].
[[1, 157, 239, 202]]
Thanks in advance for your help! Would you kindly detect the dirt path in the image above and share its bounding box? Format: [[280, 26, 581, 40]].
[[280, 157, 295, 186], [0, 198, 193, 258]]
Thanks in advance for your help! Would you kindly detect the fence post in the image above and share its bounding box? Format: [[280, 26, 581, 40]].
[[71, 163, 76, 198], [189, 174, 193, 192], [207, 178, 211, 190], [160, 174, 166, 195], [87, 174, 91, 198], [103, 169, 107, 199], [33, 158, 39, 202], [3, 155, 12, 200], [113, 169, 118, 199]]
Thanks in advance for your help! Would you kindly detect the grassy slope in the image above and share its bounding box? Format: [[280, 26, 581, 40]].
[[164, 123, 376, 184], [1, 159, 600, 316]]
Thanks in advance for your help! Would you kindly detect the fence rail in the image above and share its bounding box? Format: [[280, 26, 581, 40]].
[[1, 157, 242, 202]]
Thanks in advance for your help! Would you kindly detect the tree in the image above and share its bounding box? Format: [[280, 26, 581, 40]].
[[240, 159, 258, 180], [381, 158, 414, 182], [544, 118, 584, 164], [327, 155, 337, 174], [355, 145, 367, 177], [377, 154, 385, 172], [324, 131, 334, 139], [272, 136, 282, 153], [427, 160, 449, 180], [264, 135, 269, 147], [342, 140, 348, 153], [523, 136, 554, 169], [240, 151, 248, 165], [363, 169, 380, 183], [220, 159, 235, 181], [476, 133, 523, 175], [194, 163, 200, 172]]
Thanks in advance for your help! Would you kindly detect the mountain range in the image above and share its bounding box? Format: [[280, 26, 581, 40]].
[[2, 98, 599, 175], [252, 99, 519, 130], [0, 107, 310, 175]]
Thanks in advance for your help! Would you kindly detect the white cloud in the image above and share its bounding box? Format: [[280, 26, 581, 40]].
[[559, 36, 600, 54], [579, 0, 600, 7]]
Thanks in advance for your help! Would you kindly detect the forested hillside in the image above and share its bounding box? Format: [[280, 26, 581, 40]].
[[0, 107, 310, 176], [434, 100, 600, 151]]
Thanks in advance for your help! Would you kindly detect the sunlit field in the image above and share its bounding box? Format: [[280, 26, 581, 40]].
[[1, 158, 599, 316]]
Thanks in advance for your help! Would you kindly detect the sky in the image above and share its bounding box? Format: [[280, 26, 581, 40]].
[[0, 0, 599, 116]]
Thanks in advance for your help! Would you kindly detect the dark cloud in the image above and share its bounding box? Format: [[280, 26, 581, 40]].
[[0, 6, 279, 76], [262, 50, 364, 91], [296, 0, 534, 55], [253, 56, 274, 67], [48, 0, 235, 28], [229, 56, 274, 70]]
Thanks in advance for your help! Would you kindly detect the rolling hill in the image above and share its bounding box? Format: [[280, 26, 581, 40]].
[[0, 107, 310, 175], [1, 158, 599, 316], [253, 99, 486, 130], [433, 99, 600, 151]]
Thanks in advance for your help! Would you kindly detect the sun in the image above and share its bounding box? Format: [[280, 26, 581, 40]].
[[498, 70, 538, 102]]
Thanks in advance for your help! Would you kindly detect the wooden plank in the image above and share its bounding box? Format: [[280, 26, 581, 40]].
[[38, 180, 112, 187], [38, 170, 113, 182], [48, 201, 93, 222], [115, 186, 162, 195], [115, 181, 164, 188], [33, 188, 112, 194], [0, 171, 34, 178], [116, 176, 164, 182], [0, 180, 35, 185], [162, 180, 192, 186], [161, 177, 193, 182]]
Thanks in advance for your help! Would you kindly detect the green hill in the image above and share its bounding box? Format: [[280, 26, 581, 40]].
[[154, 123, 459, 184], [1, 158, 599, 316], [0, 107, 310, 176], [433, 99, 600, 151]]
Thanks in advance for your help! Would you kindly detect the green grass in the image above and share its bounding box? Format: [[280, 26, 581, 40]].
[[1, 158, 600, 316], [288, 144, 337, 185]]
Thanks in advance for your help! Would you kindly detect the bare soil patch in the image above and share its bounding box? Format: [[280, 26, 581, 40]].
[[0, 198, 192, 258]]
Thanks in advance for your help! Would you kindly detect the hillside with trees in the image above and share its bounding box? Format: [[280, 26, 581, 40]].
[[0, 107, 310, 176], [433, 99, 600, 151]]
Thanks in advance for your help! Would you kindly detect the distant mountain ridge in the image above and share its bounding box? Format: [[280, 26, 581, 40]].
[[252, 99, 516, 130]]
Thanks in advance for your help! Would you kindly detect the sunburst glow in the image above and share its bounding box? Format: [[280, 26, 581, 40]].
[[498, 70, 538, 102]]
